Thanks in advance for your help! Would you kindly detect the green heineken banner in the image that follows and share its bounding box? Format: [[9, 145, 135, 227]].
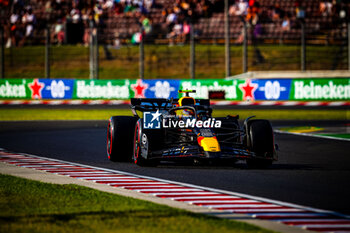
[[74, 79, 131, 99], [290, 79, 350, 101], [0, 79, 75, 99], [0, 78, 349, 101], [180, 79, 246, 100], [0, 79, 33, 99]]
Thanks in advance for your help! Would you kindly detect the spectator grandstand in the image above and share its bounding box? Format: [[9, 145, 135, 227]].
[[1, 0, 349, 47]]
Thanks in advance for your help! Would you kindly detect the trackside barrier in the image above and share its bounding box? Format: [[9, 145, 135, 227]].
[[0, 78, 349, 101]]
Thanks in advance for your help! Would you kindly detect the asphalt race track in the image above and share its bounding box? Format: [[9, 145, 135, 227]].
[[0, 120, 349, 215]]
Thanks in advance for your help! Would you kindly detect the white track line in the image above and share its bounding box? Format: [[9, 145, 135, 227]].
[[134, 188, 202, 192], [252, 213, 328, 218], [274, 130, 350, 142], [200, 204, 280, 208], [228, 209, 305, 213], [108, 182, 168, 185], [186, 200, 259, 204], [123, 185, 181, 189], [150, 192, 212, 196], [280, 219, 350, 223]]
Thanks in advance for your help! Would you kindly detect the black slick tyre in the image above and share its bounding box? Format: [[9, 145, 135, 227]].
[[246, 119, 274, 168], [107, 116, 138, 162]]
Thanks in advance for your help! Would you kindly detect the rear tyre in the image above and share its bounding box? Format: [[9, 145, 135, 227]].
[[246, 119, 274, 168], [107, 116, 138, 162]]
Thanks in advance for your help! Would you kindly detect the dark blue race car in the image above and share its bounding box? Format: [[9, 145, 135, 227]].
[[107, 90, 277, 168]]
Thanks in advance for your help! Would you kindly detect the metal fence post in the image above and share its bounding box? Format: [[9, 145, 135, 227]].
[[0, 26, 4, 79], [45, 26, 50, 79], [243, 21, 248, 73], [89, 21, 94, 80], [139, 26, 144, 80], [190, 23, 195, 79], [301, 20, 306, 71], [225, 0, 230, 77], [94, 27, 99, 80]]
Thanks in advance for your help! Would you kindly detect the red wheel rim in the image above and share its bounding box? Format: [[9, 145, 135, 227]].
[[107, 120, 112, 159], [133, 121, 140, 164]]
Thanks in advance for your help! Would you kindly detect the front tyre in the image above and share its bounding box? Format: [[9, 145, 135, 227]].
[[246, 119, 274, 168], [107, 116, 138, 162]]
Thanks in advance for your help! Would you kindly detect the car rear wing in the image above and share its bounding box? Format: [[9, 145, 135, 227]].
[[131, 98, 172, 110], [131, 98, 211, 117]]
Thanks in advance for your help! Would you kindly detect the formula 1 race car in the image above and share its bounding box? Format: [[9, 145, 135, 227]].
[[107, 90, 277, 168]]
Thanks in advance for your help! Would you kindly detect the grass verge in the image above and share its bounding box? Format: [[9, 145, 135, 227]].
[[0, 108, 348, 121], [0, 174, 274, 233]]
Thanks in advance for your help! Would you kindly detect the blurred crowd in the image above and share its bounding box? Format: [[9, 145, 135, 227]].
[[2, 0, 118, 47], [162, 0, 215, 45], [1, 0, 349, 47], [229, 0, 296, 41], [3, 0, 37, 47], [229, 0, 348, 42], [1, 0, 221, 47]]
